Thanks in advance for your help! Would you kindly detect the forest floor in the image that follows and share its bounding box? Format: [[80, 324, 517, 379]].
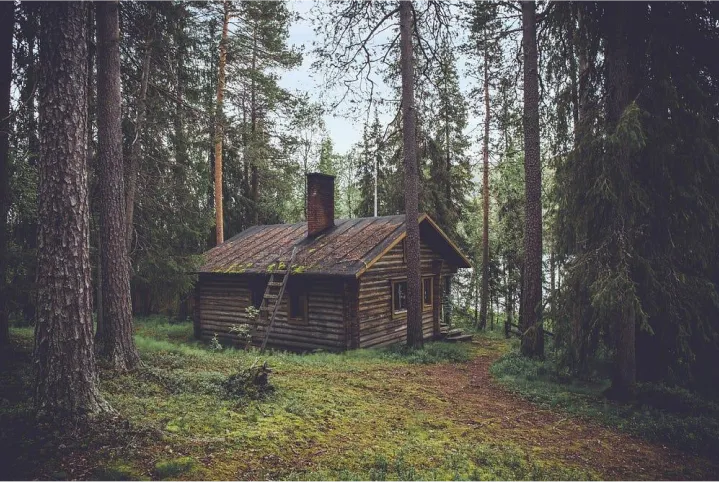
[[2, 318, 718, 480]]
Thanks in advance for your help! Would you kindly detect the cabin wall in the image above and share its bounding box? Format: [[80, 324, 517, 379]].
[[357, 239, 458, 348], [195, 274, 347, 351]]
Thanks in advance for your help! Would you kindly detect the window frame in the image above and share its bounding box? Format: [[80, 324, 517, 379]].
[[422, 276, 433, 311], [250, 278, 266, 309], [288, 288, 308, 324], [391, 279, 408, 318]]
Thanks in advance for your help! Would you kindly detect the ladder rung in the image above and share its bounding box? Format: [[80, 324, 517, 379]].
[[267, 282, 283, 287], [265, 294, 279, 300]]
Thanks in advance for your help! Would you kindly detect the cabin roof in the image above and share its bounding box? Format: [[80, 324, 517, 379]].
[[198, 214, 471, 277]]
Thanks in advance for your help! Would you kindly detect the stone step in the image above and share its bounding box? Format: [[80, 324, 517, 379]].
[[447, 328, 464, 337], [446, 334, 473, 343]]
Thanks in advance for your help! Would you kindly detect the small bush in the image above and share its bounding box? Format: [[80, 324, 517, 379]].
[[223, 361, 274, 400]]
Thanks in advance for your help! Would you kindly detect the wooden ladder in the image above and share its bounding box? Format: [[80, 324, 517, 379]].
[[258, 247, 297, 353]]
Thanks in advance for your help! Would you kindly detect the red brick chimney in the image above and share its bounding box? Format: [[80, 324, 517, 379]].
[[307, 173, 335, 237]]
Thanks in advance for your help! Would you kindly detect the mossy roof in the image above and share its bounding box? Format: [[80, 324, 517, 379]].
[[198, 214, 471, 277]]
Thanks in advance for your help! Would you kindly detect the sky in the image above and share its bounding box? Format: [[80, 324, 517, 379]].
[[277, 0, 516, 163], [279, 1, 368, 154]]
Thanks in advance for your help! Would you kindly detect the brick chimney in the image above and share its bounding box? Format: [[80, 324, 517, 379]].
[[307, 173, 335, 237]]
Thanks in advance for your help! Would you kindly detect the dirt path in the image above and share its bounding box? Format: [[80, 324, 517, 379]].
[[414, 338, 718, 480]]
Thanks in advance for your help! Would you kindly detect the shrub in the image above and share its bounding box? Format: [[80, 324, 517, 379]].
[[223, 361, 274, 400]]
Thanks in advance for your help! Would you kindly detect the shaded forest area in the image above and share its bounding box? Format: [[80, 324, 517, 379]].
[[1, 0, 719, 479]]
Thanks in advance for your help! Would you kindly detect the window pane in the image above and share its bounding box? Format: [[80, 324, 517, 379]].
[[423, 279, 432, 306], [394, 281, 407, 311], [290, 291, 303, 318], [252, 280, 265, 308]]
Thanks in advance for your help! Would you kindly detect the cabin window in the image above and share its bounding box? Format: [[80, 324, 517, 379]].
[[251, 279, 266, 308], [289, 289, 308, 322], [422, 277, 433, 310], [392, 280, 408, 316]]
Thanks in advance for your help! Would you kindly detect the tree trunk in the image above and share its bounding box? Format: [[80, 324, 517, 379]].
[[35, 2, 110, 419], [520, 1, 544, 358], [479, 38, 490, 330], [125, 15, 154, 253], [95, 0, 141, 371], [604, 1, 637, 398], [0, 2, 13, 346], [399, 1, 422, 349], [250, 26, 260, 226], [505, 264, 512, 338], [214, 0, 229, 244]]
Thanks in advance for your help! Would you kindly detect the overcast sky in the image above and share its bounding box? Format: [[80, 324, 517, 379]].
[[278, 0, 505, 163]]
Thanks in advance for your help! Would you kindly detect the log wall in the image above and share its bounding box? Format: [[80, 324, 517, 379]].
[[196, 274, 347, 351], [357, 239, 458, 348]]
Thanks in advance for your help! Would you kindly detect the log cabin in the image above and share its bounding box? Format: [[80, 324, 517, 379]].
[[194, 173, 471, 351]]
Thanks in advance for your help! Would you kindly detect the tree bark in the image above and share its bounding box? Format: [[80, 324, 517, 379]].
[[399, 1, 422, 348], [604, 1, 637, 398], [520, 0, 544, 358], [0, 2, 14, 346], [479, 38, 490, 331], [250, 25, 260, 226], [214, 0, 230, 244], [125, 13, 154, 253], [35, 2, 110, 419], [95, 0, 141, 371]]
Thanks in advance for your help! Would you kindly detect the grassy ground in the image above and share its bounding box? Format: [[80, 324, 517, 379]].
[[1, 318, 717, 480]]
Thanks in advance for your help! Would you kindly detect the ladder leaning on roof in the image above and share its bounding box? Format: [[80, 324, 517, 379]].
[[258, 247, 297, 354]]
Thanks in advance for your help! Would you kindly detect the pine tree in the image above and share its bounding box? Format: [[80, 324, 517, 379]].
[[0, 1, 13, 346], [520, 0, 544, 358], [399, 1, 423, 349], [95, 0, 141, 371], [35, 2, 109, 418]]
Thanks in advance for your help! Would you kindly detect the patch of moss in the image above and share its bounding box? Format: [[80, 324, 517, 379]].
[[93, 462, 147, 481], [154, 457, 196, 479]]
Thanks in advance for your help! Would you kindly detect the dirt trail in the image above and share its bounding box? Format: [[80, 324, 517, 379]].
[[417, 338, 718, 480]]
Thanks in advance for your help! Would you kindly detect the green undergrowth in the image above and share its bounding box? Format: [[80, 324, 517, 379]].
[[287, 441, 593, 481], [99, 318, 592, 479], [491, 348, 719, 459], [0, 318, 599, 480]]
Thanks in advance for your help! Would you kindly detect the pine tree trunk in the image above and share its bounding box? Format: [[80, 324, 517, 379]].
[[125, 16, 153, 253], [35, 2, 110, 418], [0, 2, 13, 346], [480, 40, 491, 331], [520, 0, 544, 358], [399, 1, 422, 349], [604, 2, 636, 398], [214, 0, 229, 244], [95, 0, 141, 371], [250, 27, 260, 226], [505, 265, 512, 338]]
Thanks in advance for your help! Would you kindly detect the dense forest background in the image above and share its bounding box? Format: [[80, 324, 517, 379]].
[[2, 0, 719, 416]]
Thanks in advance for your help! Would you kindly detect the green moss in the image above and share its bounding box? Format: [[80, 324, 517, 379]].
[[154, 457, 196, 479], [93, 462, 147, 481], [5, 319, 712, 481]]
